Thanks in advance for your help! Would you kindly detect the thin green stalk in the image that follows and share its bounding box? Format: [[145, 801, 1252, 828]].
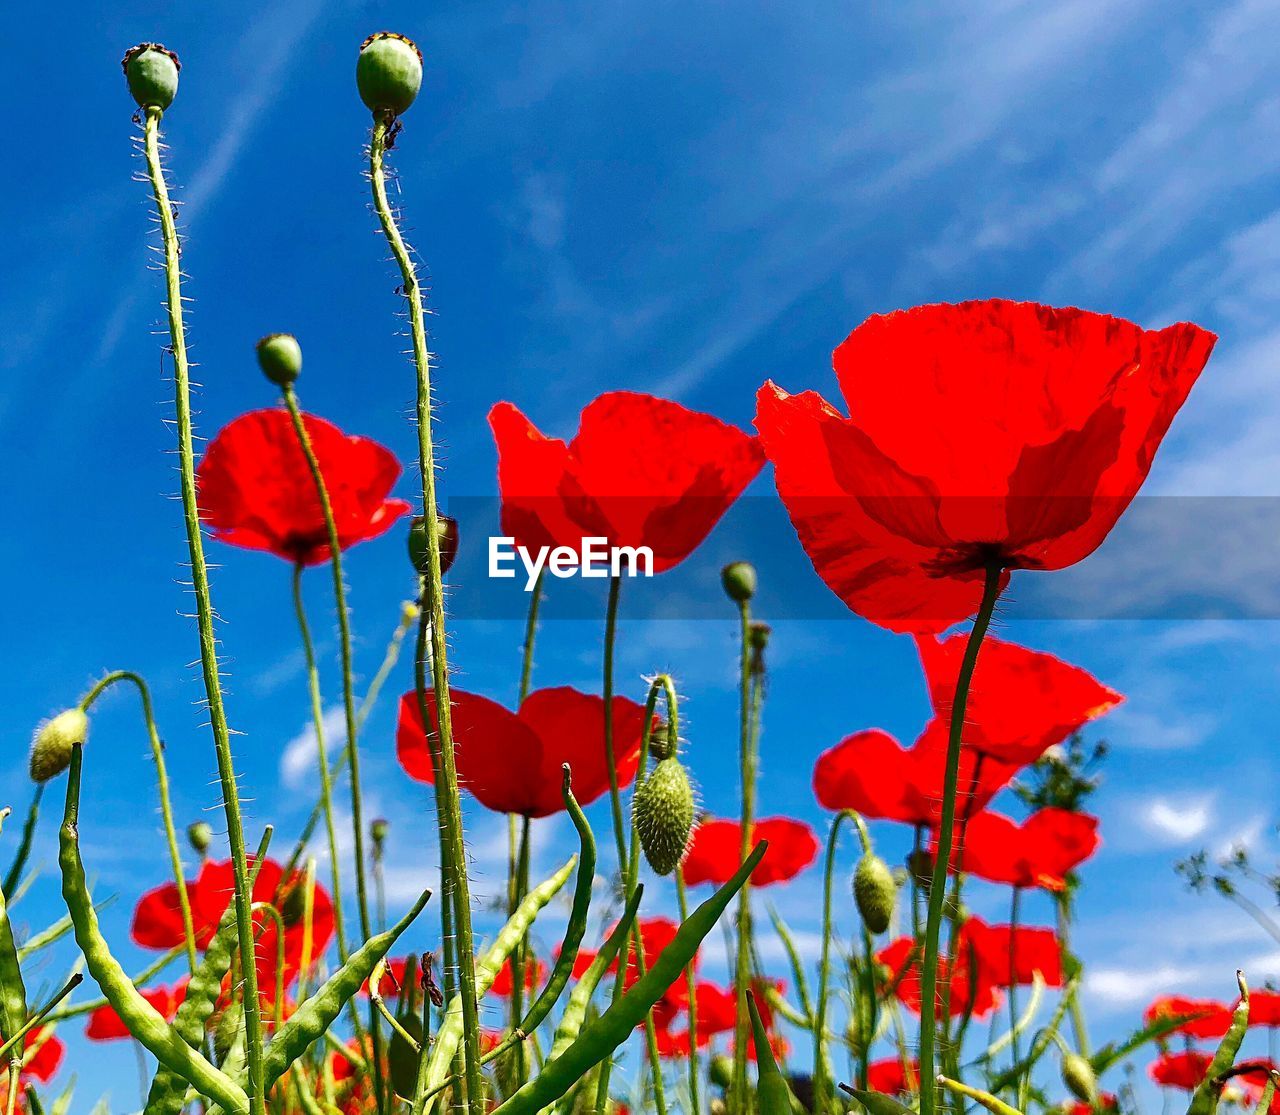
[[1056, 895, 1091, 1057], [731, 601, 757, 1112], [917, 562, 1002, 1115], [601, 575, 629, 873], [370, 115, 484, 1115], [290, 565, 350, 964], [815, 811, 866, 1106], [1008, 887, 1022, 1071], [80, 671, 197, 974], [512, 815, 532, 1086], [141, 105, 265, 1115], [939, 754, 986, 1065], [676, 869, 700, 1115]]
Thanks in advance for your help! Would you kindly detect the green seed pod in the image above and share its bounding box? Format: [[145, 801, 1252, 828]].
[[408, 514, 459, 577], [255, 333, 302, 387], [213, 1006, 243, 1065], [721, 561, 757, 603], [278, 880, 307, 927], [632, 757, 695, 876], [853, 852, 896, 935], [357, 32, 423, 117], [389, 1011, 424, 1098], [30, 708, 88, 784], [187, 820, 213, 855], [708, 1054, 733, 1090], [122, 43, 180, 110], [1061, 1052, 1098, 1104]]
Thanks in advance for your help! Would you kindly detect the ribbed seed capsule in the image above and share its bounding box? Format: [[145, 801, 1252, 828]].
[[1061, 1052, 1098, 1104], [30, 708, 88, 784], [632, 756, 695, 876], [853, 852, 896, 935], [256, 333, 302, 386]]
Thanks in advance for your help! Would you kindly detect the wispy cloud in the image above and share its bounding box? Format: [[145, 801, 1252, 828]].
[[280, 706, 345, 790], [1140, 796, 1216, 844]]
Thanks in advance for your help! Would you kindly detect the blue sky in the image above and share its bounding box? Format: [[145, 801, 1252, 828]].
[[6, 0, 1280, 1107]]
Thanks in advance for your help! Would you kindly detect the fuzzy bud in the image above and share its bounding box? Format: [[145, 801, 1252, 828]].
[[708, 1055, 733, 1090], [906, 847, 934, 888], [122, 43, 180, 110], [357, 32, 423, 117], [853, 852, 897, 935], [648, 721, 675, 762], [256, 333, 302, 387], [187, 821, 213, 855], [632, 756, 696, 876], [721, 561, 757, 603], [30, 708, 88, 784], [1061, 1053, 1098, 1104], [408, 514, 459, 577]]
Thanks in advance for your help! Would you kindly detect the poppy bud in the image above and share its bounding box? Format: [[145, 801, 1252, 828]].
[[357, 32, 423, 118], [853, 852, 896, 935], [408, 514, 459, 577], [372, 817, 390, 844], [187, 820, 213, 855], [1061, 1052, 1098, 1104], [721, 561, 757, 603], [389, 1012, 425, 1098], [632, 756, 696, 876], [648, 721, 674, 762], [30, 708, 88, 784], [122, 43, 180, 110], [256, 333, 302, 387], [708, 1054, 733, 1090], [279, 880, 307, 926], [906, 848, 934, 888], [708, 1101, 728, 1115], [213, 1006, 242, 1064]]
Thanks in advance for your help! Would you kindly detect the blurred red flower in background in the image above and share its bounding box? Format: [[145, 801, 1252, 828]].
[[87, 980, 188, 1040], [1144, 995, 1234, 1040], [755, 299, 1215, 632], [1251, 991, 1280, 1028], [868, 1058, 919, 1096], [489, 392, 764, 573], [489, 956, 548, 998], [1151, 1050, 1215, 1090], [8, 1028, 62, 1084], [877, 936, 1000, 1019], [197, 409, 410, 566], [397, 686, 649, 817], [937, 808, 1100, 891], [681, 817, 819, 887], [961, 918, 1063, 988]]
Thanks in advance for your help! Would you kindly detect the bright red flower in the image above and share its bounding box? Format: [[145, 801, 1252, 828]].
[[10, 1027, 63, 1084], [1251, 991, 1280, 1028], [397, 686, 649, 817], [86, 980, 188, 1040], [489, 956, 548, 998], [693, 982, 739, 1034], [489, 392, 764, 574], [868, 1058, 919, 1096], [571, 917, 693, 1031], [916, 634, 1122, 764], [813, 723, 1022, 827], [681, 817, 819, 887], [1151, 1050, 1214, 1090], [960, 918, 1063, 988], [939, 808, 1100, 891], [197, 409, 411, 566], [1068, 1094, 1118, 1115], [131, 857, 334, 1000], [877, 936, 1000, 1019], [1144, 996, 1234, 1040], [755, 300, 1215, 633]]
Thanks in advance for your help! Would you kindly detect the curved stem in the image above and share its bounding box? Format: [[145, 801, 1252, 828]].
[[676, 868, 700, 1115], [369, 113, 484, 1115], [141, 104, 265, 1115], [917, 562, 1003, 1115], [731, 600, 757, 1111], [80, 670, 197, 974], [814, 810, 857, 1107]]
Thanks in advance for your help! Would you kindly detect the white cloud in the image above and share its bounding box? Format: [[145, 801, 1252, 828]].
[[279, 706, 346, 790], [1141, 796, 1215, 844], [1087, 964, 1198, 1005]]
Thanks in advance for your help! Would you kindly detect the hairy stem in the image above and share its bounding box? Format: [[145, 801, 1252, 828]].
[[676, 868, 701, 1115], [731, 600, 757, 1112]]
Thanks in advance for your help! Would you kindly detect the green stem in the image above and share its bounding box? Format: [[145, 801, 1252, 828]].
[[370, 115, 484, 1115], [731, 601, 757, 1112], [512, 815, 532, 1087], [289, 565, 350, 964], [917, 562, 1003, 1115], [676, 869, 700, 1115], [601, 575, 628, 873], [141, 104, 265, 1115], [815, 811, 864, 1106], [80, 671, 197, 974], [1008, 886, 1022, 1071], [1056, 895, 1091, 1057]]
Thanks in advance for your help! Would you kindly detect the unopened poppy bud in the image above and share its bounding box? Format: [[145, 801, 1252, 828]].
[[748, 621, 771, 650], [721, 561, 757, 603], [122, 43, 180, 110], [372, 817, 390, 845], [279, 880, 307, 926], [408, 514, 459, 577], [906, 848, 934, 887], [853, 852, 896, 935], [187, 820, 213, 855], [708, 1101, 728, 1115], [389, 1012, 425, 1098], [357, 32, 423, 118], [1061, 1052, 1098, 1104], [256, 333, 302, 387], [30, 708, 88, 784], [648, 721, 674, 761], [632, 756, 696, 876], [708, 1054, 733, 1090]]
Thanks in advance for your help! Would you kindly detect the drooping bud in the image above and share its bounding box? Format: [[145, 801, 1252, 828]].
[[408, 514, 459, 577], [708, 1054, 733, 1090], [632, 756, 696, 876], [906, 847, 934, 888], [122, 43, 180, 110], [721, 561, 757, 603], [30, 708, 88, 784], [1061, 1052, 1098, 1104], [389, 1012, 425, 1098], [853, 852, 897, 935], [255, 333, 302, 387], [648, 721, 674, 761], [357, 32, 423, 118], [187, 820, 213, 855], [279, 879, 307, 926]]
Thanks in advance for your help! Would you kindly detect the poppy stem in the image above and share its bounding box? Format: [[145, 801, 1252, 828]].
[[79, 670, 198, 975], [370, 113, 486, 1115], [731, 599, 760, 1111], [601, 575, 630, 873], [1009, 886, 1022, 1073], [938, 756, 985, 1056], [511, 814, 532, 1086], [815, 810, 857, 1107], [1055, 894, 1091, 1057], [139, 104, 267, 1115], [917, 562, 1003, 1115], [676, 866, 701, 1115]]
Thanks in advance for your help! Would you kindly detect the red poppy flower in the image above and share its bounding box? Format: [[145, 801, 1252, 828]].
[[681, 817, 819, 887], [877, 936, 1000, 1019], [571, 917, 693, 1032], [1144, 996, 1234, 1040], [131, 857, 334, 999], [916, 634, 1122, 764], [1151, 1050, 1214, 1090], [397, 686, 649, 818], [693, 982, 739, 1035], [1068, 1094, 1118, 1115], [868, 1058, 919, 1096], [1251, 991, 1280, 1028], [87, 980, 188, 1040], [754, 300, 1216, 633], [11, 1027, 63, 1084], [938, 808, 1100, 891], [489, 392, 764, 574], [197, 409, 411, 566], [960, 918, 1063, 988], [488, 956, 548, 998], [813, 723, 1022, 827]]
